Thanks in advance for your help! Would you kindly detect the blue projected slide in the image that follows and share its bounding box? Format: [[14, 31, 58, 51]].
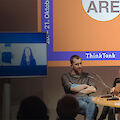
[[0, 33, 47, 77]]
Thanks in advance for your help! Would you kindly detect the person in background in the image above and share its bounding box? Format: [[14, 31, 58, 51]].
[[20, 47, 36, 66], [98, 77, 120, 120], [17, 96, 49, 120], [61, 55, 98, 120], [56, 94, 79, 120]]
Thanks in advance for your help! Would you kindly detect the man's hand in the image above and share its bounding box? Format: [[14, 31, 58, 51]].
[[110, 87, 115, 93]]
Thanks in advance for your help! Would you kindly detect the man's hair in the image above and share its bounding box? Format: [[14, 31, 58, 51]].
[[56, 94, 79, 119], [17, 96, 49, 120], [70, 55, 81, 64]]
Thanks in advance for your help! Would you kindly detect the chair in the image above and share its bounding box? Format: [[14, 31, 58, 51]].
[[78, 103, 98, 120]]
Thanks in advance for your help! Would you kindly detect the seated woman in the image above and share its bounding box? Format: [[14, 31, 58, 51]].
[[98, 77, 120, 120]]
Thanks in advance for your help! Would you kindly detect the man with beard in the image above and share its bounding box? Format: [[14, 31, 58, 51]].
[[61, 55, 98, 120]]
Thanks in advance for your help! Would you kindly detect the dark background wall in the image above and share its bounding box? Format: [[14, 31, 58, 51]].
[[0, 0, 38, 119], [0, 0, 37, 32], [0, 0, 120, 120]]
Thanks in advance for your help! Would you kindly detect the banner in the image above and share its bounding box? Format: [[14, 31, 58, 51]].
[[41, 0, 120, 66]]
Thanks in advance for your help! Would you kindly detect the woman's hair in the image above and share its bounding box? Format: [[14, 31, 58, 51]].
[[20, 47, 36, 66], [56, 94, 79, 119], [17, 96, 49, 120]]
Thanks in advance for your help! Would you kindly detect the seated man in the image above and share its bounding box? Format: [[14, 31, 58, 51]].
[[98, 77, 120, 120], [61, 55, 98, 120]]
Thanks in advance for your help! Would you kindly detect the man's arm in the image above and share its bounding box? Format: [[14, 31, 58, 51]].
[[61, 73, 96, 94], [80, 85, 96, 94], [70, 84, 88, 93]]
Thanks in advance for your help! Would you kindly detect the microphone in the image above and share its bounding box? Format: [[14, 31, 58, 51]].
[[88, 75, 94, 79], [89, 72, 111, 89]]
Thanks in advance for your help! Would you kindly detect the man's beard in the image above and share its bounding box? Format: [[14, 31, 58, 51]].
[[74, 68, 82, 75]]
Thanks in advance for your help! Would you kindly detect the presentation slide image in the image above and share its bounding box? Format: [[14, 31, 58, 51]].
[[0, 43, 47, 66]]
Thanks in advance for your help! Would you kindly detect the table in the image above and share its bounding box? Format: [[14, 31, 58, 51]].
[[92, 95, 120, 108]]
